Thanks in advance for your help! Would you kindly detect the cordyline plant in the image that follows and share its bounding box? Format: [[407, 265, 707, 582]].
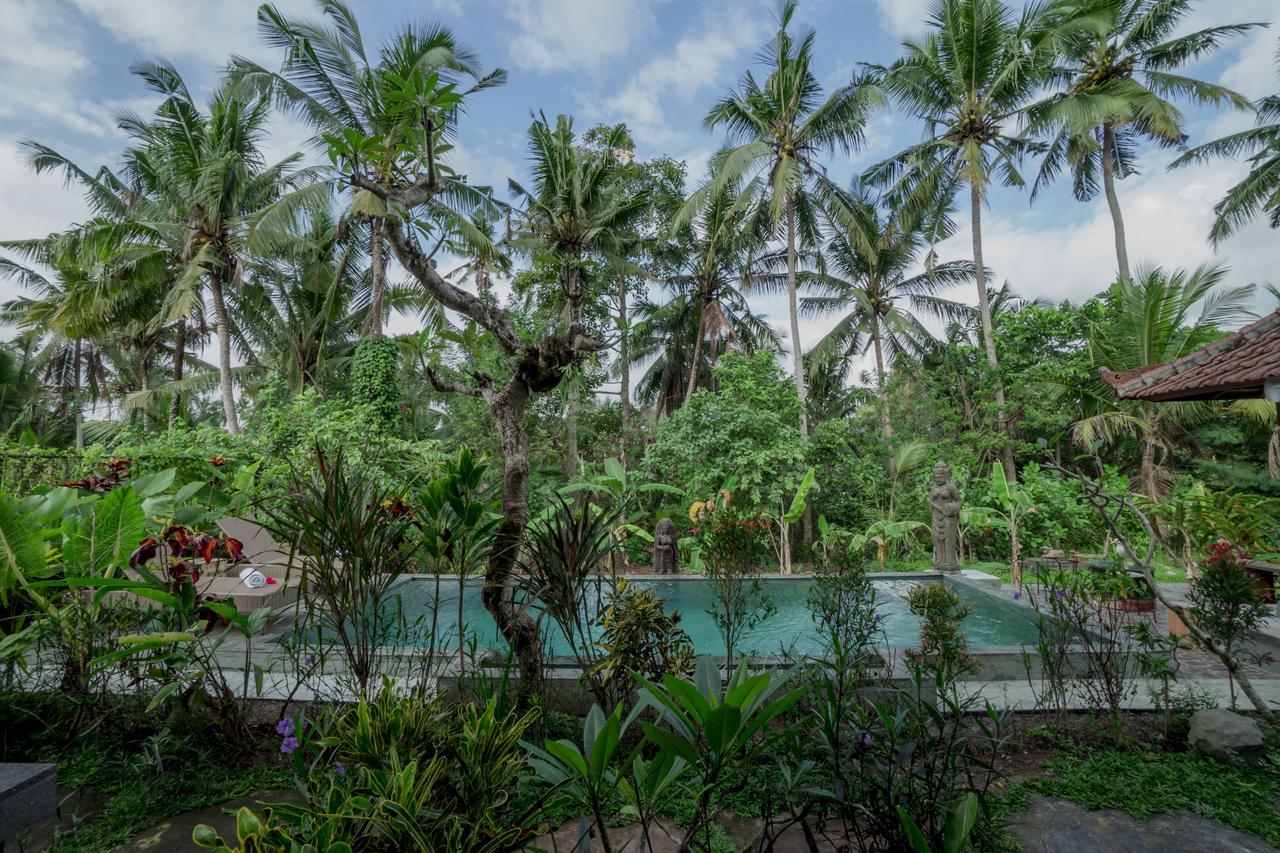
[[1044, 453, 1276, 725]]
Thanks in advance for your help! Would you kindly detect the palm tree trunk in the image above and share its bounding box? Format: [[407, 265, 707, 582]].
[[1269, 403, 1279, 479], [1141, 434, 1158, 501], [786, 195, 816, 547], [138, 345, 151, 431], [618, 273, 630, 466], [786, 195, 808, 437], [72, 338, 83, 450], [565, 387, 578, 478], [1101, 123, 1131, 282], [871, 316, 896, 480], [210, 275, 240, 435], [686, 296, 707, 402], [169, 318, 185, 430], [364, 217, 386, 339], [970, 181, 1015, 482]]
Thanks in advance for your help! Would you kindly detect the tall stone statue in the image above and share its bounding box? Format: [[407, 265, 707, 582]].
[[929, 461, 961, 572], [652, 518, 679, 574]]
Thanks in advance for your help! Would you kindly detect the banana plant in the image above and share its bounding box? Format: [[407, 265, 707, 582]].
[[759, 467, 817, 574], [986, 463, 1035, 585], [850, 519, 929, 570]]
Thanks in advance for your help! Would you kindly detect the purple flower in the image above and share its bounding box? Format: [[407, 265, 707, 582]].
[[276, 716, 295, 738], [860, 732, 872, 746], [304, 654, 313, 666], [280, 735, 299, 755], [1053, 589, 1065, 601], [1012, 590, 1023, 601], [334, 762, 346, 776]]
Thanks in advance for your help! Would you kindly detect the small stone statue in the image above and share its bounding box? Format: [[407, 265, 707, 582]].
[[652, 518, 679, 575], [928, 461, 961, 572]]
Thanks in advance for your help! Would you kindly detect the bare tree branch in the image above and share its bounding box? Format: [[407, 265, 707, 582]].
[[425, 365, 482, 397], [1045, 454, 1276, 725]]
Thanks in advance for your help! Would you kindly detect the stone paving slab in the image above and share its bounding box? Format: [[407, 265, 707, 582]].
[[114, 789, 301, 852], [1008, 794, 1277, 853]]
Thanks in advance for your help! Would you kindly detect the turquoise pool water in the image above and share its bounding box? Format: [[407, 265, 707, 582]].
[[381, 576, 1039, 656]]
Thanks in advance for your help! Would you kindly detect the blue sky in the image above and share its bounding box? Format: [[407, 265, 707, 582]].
[[1, 0, 1277, 381]]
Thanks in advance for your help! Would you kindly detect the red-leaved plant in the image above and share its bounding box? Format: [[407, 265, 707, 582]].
[[63, 457, 133, 493], [130, 525, 245, 589]]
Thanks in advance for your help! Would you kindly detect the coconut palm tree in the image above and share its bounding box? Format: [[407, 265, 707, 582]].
[[115, 61, 321, 434], [867, 0, 1087, 479], [1172, 38, 1280, 245], [230, 0, 506, 339], [631, 282, 779, 418], [0, 340, 42, 439], [443, 210, 511, 299], [1076, 263, 1255, 499], [661, 176, 770, 400], [680, 0, 881, 438], [0, 223, 171, 442], [17, 134, 209, 431], [800, 185, 975, 473], [507, 114, 647, 475], [1031, 0, 1259, 279]]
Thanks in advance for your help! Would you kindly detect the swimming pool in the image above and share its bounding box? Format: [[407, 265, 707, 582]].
[[380, 575, 1039, 656]]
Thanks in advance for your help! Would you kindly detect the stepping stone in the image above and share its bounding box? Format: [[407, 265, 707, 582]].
[[0, 763, 56, 847], [1009, 794, 1277, 853], [116, 789, 299, 852]]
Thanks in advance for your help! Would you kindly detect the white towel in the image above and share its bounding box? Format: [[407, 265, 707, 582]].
[[239, 567, 267, 589]]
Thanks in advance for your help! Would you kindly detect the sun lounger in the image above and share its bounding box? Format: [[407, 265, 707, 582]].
[[195, 517, 305, 614]]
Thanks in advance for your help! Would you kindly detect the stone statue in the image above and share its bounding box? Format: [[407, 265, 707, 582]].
[[928, 461, 961, 572], [652, 518, 679, 575]]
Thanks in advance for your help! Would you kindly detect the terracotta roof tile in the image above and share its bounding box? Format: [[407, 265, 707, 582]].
[[1100, 310, 1280, 401]]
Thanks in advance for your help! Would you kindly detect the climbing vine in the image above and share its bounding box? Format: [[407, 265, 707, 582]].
[[350, 338, 402, 428]]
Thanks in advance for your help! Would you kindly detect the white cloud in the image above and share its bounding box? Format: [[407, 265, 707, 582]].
[[447, 139, 521, 198], [1219, 26, 1278, 98], [0, 0, 110, 134], [0, 143, 92, 309], [596, 7, 769, 147], [504, 0, 662, 73], [947, 155, 1277, 314], [873, 0, 931, 40], [68, 0, 312, 67]]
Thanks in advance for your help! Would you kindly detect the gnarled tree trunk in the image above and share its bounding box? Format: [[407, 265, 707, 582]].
[[485, 380, 543, 698], [380, 209, 604, 703]]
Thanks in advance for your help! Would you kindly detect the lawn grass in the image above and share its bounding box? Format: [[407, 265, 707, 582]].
[[1028, 746, 1280, 846]]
